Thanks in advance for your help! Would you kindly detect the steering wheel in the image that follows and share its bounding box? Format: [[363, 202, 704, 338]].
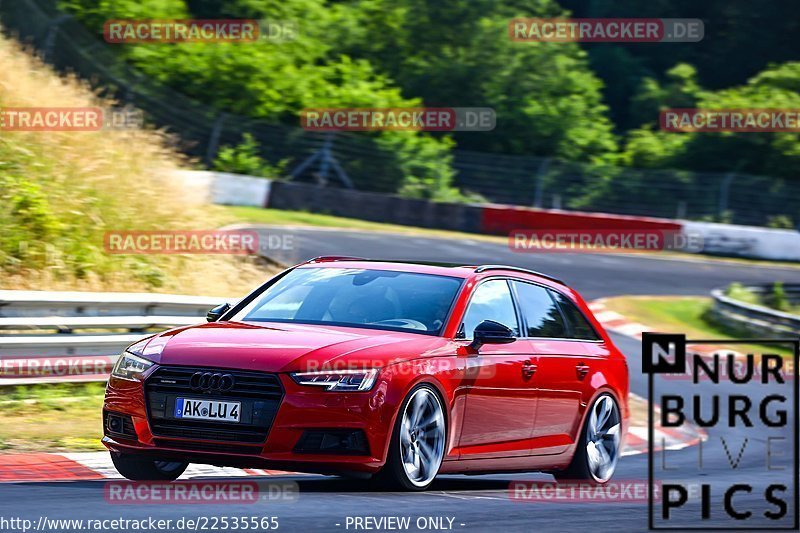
[[369, 318, 429, 331]]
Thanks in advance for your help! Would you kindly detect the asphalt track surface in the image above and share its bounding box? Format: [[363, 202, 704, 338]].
[[2, 226, 799, 532], [259, 226, 800, 300]]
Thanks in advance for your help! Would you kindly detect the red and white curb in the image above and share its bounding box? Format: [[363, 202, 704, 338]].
[[0, 451, 298, 483], [623, 396, 707, 457], [589, 298, 708, 456], [588, 299, 651, 340]]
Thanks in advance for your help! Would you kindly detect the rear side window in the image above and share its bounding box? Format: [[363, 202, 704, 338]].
[[511, 281, 568, 338], [549, 291, 601, 340]]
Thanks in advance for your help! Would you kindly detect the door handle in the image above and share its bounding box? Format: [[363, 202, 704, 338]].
[[522, 360, 537, 378], [576, 363, 590, 379]]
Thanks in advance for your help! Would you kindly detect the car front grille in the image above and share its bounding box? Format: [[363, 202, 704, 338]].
[[145, 366, 284, 450]]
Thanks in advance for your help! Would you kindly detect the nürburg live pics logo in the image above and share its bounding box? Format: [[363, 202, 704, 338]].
[[643, 332, 799, 530]]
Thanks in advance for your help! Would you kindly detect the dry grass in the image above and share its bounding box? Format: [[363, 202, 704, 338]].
[[0, 255, 278, 297], [0, 34, 279, 295]]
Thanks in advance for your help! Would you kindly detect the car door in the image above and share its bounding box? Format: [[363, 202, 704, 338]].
[[456, 279, 538, 459], [510, 281, 587, 455], [543, 289, 608, 447]]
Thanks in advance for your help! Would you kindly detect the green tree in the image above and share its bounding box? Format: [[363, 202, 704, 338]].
[[622, 62, 800, 178], [61, 0, 460, 200], [330, 0, 618, 161], [213, 134, 288, 177], [561, 0, 800, 131]]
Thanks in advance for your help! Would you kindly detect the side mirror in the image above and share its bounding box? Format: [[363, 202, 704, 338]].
[[206, 303, 231, 322], [470, 319, 516, 350]]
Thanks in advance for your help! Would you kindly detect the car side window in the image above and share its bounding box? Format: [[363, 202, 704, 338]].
[[549, 290, 601, 341], [511, 281, 568, 338], [461, 279, 519, 338]]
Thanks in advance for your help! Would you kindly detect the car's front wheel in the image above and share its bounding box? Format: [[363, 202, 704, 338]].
[[555, 393, 621, 485], [110, 452, 188, 481], [379, 384, 447, 491]]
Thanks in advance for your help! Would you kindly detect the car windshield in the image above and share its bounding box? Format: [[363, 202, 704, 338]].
[[230, 267, 464, 335]]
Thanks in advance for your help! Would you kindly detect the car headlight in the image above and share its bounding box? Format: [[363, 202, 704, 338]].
[[289, 369, 379, 391], [111, 353, 154, 382]]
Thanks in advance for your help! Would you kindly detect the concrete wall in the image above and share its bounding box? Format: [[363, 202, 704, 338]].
[[267, 181, 484, 233], [176, 170, 271, 208], [683, 221, 800, 261]]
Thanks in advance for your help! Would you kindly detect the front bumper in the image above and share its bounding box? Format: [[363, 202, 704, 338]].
[[103, 366, 396, 474]]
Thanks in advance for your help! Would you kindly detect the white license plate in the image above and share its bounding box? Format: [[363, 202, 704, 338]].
[[174, 398, 241, 423]]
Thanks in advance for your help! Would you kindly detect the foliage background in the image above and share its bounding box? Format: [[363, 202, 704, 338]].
[[39, 0, 800, 224]]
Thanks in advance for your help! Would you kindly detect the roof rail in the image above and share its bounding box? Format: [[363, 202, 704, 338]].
[[305, 256, 368, 263], [300, 259, 562, 282], [306, 257, 470, 268], [474, 264, 564, 284]]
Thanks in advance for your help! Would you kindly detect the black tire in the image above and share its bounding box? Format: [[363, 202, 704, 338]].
[[375, 384, 447, 491], [554, 393, 621, 486], [110, 452, 188, 481]]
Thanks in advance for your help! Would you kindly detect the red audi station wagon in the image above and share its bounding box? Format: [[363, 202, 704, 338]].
[[103, 258, 629, 490]]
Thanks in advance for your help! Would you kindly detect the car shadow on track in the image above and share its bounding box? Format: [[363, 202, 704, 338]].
[[287, 474, 540, 493]]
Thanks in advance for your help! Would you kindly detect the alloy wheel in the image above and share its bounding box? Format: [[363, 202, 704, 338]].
[[399, 387, 446, 487], [586, 395, 621, 483]]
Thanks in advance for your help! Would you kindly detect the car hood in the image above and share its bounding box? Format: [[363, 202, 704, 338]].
[[128, 321, 450, 373]]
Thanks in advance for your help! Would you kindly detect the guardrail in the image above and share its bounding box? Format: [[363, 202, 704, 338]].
[[0, 316, 199, 333], [0, 334, 152, 356], [0, 290, 223, 318], [0, 291, 227, 385], [710, 284, 800, 338]]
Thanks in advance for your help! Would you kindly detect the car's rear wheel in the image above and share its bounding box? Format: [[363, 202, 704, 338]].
[[555, 393, 621, 485], [378, 384, 446, 491], [110, 452, 188, 481]]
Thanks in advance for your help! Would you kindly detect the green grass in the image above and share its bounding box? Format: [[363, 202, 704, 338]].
[[223, 206, 389, 230], [1, 381, 105, 403], [0, 383, 106, 453], [604, 296, 793, 358], [221, 205, 507, 243], [724, 283, 762, 306]]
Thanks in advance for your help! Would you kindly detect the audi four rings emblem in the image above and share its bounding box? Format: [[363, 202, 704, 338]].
[[190, 372, 235, 392]]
